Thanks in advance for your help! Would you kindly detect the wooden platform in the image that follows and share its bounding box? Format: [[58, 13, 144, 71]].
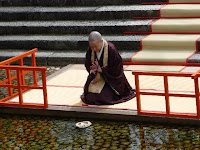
[[1, 64, 200, 126]]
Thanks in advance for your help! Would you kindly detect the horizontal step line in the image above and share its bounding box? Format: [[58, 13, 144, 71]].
[[142, 2, 200, 5], [134, 17, 200, 19], [124, 32, 200, 35], [0, 6, 163, 12]]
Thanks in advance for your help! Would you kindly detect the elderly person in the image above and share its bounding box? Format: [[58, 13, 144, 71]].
[[81, 31, 135, 105]]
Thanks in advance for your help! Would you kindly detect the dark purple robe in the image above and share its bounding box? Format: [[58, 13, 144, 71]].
[[81, 42, 135, 105]]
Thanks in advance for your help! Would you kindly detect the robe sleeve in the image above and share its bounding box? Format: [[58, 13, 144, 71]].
[[84, 48, 96, 95], [85, 48, 92, 73], [101, 43, 125, 95]]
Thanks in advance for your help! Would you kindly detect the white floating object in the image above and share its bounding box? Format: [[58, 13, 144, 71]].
[[76, 121, 92, 128]]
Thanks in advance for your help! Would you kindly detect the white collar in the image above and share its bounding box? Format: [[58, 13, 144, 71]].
[[96, 41, 104, 60]]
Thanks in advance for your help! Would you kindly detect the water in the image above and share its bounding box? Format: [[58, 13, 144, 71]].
[[0, 114, 200, 150]]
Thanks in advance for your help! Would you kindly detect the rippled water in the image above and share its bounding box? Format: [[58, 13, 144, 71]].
[[0, 114, 200, 150]]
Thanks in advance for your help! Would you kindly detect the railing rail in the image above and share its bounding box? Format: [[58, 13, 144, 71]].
[[123, 62, 200, 67], [0, 48, 48, 108], [123, 61, 200, 119]]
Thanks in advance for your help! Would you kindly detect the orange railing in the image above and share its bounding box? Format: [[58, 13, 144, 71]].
[[0, 48, 48, 108], [123, 62, 200, 119]]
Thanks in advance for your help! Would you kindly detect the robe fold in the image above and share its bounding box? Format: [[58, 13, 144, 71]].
[[81, 41, 135, 105]]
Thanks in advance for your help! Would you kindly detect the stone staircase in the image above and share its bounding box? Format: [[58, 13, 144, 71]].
[[0, 0, 168, 66]]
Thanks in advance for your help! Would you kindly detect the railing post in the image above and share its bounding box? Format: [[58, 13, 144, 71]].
[[42, 71, 48, 108], [135, 74, 141, 114], [19, 58, 25, 86], [194, 77, 200, 118], [164, 76, 170, 116], [31, 53, 38, 86], [17, 70, 23, 105], [6, 64, 13, 96]]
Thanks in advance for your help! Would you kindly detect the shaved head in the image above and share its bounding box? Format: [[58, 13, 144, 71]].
[[88, 31, 102, 42], [88, 31, 103, 52]]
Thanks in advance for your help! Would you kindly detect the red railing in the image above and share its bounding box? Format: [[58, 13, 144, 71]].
[[0, 48, 48, 108], [123, 62, 200, 119]]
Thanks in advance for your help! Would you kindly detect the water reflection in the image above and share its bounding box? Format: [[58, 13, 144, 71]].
[[0, 114, 200, 150]]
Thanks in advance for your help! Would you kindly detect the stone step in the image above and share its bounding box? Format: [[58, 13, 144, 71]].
[[0, 0, 167, 7], [0, 35, 146, 51], [0, 20, 154, 35], [47, 51, 136, 66], [0, 5, 163, 21], [0, 50, 137, 66], [1, 49, 199, 66]]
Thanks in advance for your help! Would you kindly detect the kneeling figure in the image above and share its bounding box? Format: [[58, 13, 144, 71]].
[[81, 31, 135, 105]]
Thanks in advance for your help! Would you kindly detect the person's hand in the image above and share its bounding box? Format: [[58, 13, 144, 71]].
[[94, 60, 99, 66], [90, 62, 98, 74], [94, 60, 102, 72], [90, 68, 96, 74], [96, 65, 102, 72], [90, 62, 97, 70], [90, 59, 102, 74]]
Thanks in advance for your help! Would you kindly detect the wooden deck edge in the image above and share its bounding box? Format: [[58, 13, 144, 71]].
[[0, 105, 199, 127], [2, 64, 199, 127]]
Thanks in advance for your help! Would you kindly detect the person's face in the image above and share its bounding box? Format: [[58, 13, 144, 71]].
[[89, 40, 103, 52]]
